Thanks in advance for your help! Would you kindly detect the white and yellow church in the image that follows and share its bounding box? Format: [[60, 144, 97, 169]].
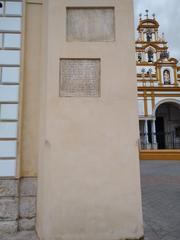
[[136, 11, 180, 160]]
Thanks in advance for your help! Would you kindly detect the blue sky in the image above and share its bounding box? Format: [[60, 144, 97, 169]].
[[134, 0, 180, 62]]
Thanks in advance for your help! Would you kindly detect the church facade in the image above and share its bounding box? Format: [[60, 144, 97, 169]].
[[136, 11, 180, 159]]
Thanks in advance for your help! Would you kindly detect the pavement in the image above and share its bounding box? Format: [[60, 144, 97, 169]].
[[1, 160, 180, 240], [141, 160, 180, 240], [0, 231, 38, 240]]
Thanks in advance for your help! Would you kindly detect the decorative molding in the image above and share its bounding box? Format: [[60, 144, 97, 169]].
[[26, 0, 43, 4], [138, 86, 180, 91]]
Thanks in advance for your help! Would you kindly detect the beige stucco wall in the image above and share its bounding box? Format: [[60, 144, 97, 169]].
[[36, 0, 143, 239], [20, 1, 42, 177]]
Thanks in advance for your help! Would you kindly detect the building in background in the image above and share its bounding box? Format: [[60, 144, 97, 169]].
[[136, 11, 180, 159]]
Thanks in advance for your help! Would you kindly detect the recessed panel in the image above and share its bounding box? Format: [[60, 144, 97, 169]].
[[0, 2, 3, 15], [0, 34, 2, 48], [0, 141, 17, 158], [67, 7, 115, 42], [0, 104, 18, 120], [0, 50, 20, 65], [4, 34, 21, 48], [0, 122, 18, 139], [5, 2, 22, 16], [60, 59, 100, 97], [0, 17, 21, 31], [0, 160, 16, 177], [2, 67, 20, 83], [0, 86, 19, 102]]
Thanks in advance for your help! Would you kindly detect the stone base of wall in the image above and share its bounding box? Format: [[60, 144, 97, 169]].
[[0, 178, 37, 234]]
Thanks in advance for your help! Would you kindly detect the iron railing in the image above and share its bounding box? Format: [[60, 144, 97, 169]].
[[140, 132, 180, 150]]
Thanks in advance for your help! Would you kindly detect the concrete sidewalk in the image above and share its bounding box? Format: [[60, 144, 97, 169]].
[[141, 160, 180, 240]]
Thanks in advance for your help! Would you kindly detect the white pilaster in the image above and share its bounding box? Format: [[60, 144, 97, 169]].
[[152, 120, 158, 149]]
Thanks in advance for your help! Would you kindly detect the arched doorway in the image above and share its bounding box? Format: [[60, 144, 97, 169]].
[[155, 102, 180, 149]]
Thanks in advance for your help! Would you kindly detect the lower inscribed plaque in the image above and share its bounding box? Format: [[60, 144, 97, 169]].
[[60, 59, 100, 97]]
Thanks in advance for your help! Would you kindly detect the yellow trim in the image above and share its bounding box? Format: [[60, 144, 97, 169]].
[[152, 92, 155, 110], [138, 86, 180, 91], [138, 93, 180, 97], [174, 67, 178, 86], [140, 150, 180, 160], [158, 67, 162, 85], [144, 91, 148, 116]]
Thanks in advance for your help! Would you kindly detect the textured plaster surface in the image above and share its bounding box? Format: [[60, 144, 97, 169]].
[[37, 1, 143, 239]]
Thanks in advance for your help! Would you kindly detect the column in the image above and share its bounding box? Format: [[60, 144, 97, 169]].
[[144, 120, 150, 149], [152, 119, 158, 149], [155, 31, 158, 41]]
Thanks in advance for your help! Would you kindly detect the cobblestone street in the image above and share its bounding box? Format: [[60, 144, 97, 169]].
[[141, 161, 180, 240]]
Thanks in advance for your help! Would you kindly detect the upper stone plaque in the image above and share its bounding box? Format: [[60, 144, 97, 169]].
[[67, 7, 115, 42]]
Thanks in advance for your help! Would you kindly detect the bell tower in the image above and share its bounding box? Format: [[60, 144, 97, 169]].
[[137, 11, 180, 158], [136, 10, 178, 87]]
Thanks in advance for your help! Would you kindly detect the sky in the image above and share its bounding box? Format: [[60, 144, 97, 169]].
[[133, 0, 180, 62]]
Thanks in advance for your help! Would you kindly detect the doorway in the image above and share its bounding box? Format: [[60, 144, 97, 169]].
[[156, 117, 165, 149]]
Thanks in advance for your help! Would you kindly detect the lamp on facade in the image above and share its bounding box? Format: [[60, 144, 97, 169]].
[[149, 68, 153, 80], [141, 68, 146, 79]]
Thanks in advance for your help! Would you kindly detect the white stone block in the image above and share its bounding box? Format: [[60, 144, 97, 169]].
[[20, 178, 37, 197], [0, 180, 18, 197], [20, 197, 36, 218], [0, 221, 18, 234], [19, 218, 36, 231], [0, 199, 18, 220]]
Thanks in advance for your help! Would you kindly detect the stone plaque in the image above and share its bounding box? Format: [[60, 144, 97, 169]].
[[60, 59, 100, 97], [67, 8, 115, 42]]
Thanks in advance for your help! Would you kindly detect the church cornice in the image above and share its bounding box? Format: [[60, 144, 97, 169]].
[[136, 62, 156, 66], [137, 73, 156, 78], [136, 43, 168, 51], [137, 19, 159, 31], [156, 59, 178, 65], [138, 86, 180, 91], [135, 40, 167, 45]]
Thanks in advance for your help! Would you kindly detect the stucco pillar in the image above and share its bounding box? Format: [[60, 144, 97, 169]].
[[36, 1, 144, 240]]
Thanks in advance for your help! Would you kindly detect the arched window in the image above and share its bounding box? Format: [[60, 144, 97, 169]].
[[138, 53, 142, 62], [148, 50, 154, 62], [146, 30, 152, 42], [163, 70, 171, 85]]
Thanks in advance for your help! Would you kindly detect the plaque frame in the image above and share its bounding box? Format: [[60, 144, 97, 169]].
[[59, 58, 101, 97], [66, 7, 115, 42]]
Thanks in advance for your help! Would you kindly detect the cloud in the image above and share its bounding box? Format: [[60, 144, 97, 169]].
[[133, 0, 180, 62]]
